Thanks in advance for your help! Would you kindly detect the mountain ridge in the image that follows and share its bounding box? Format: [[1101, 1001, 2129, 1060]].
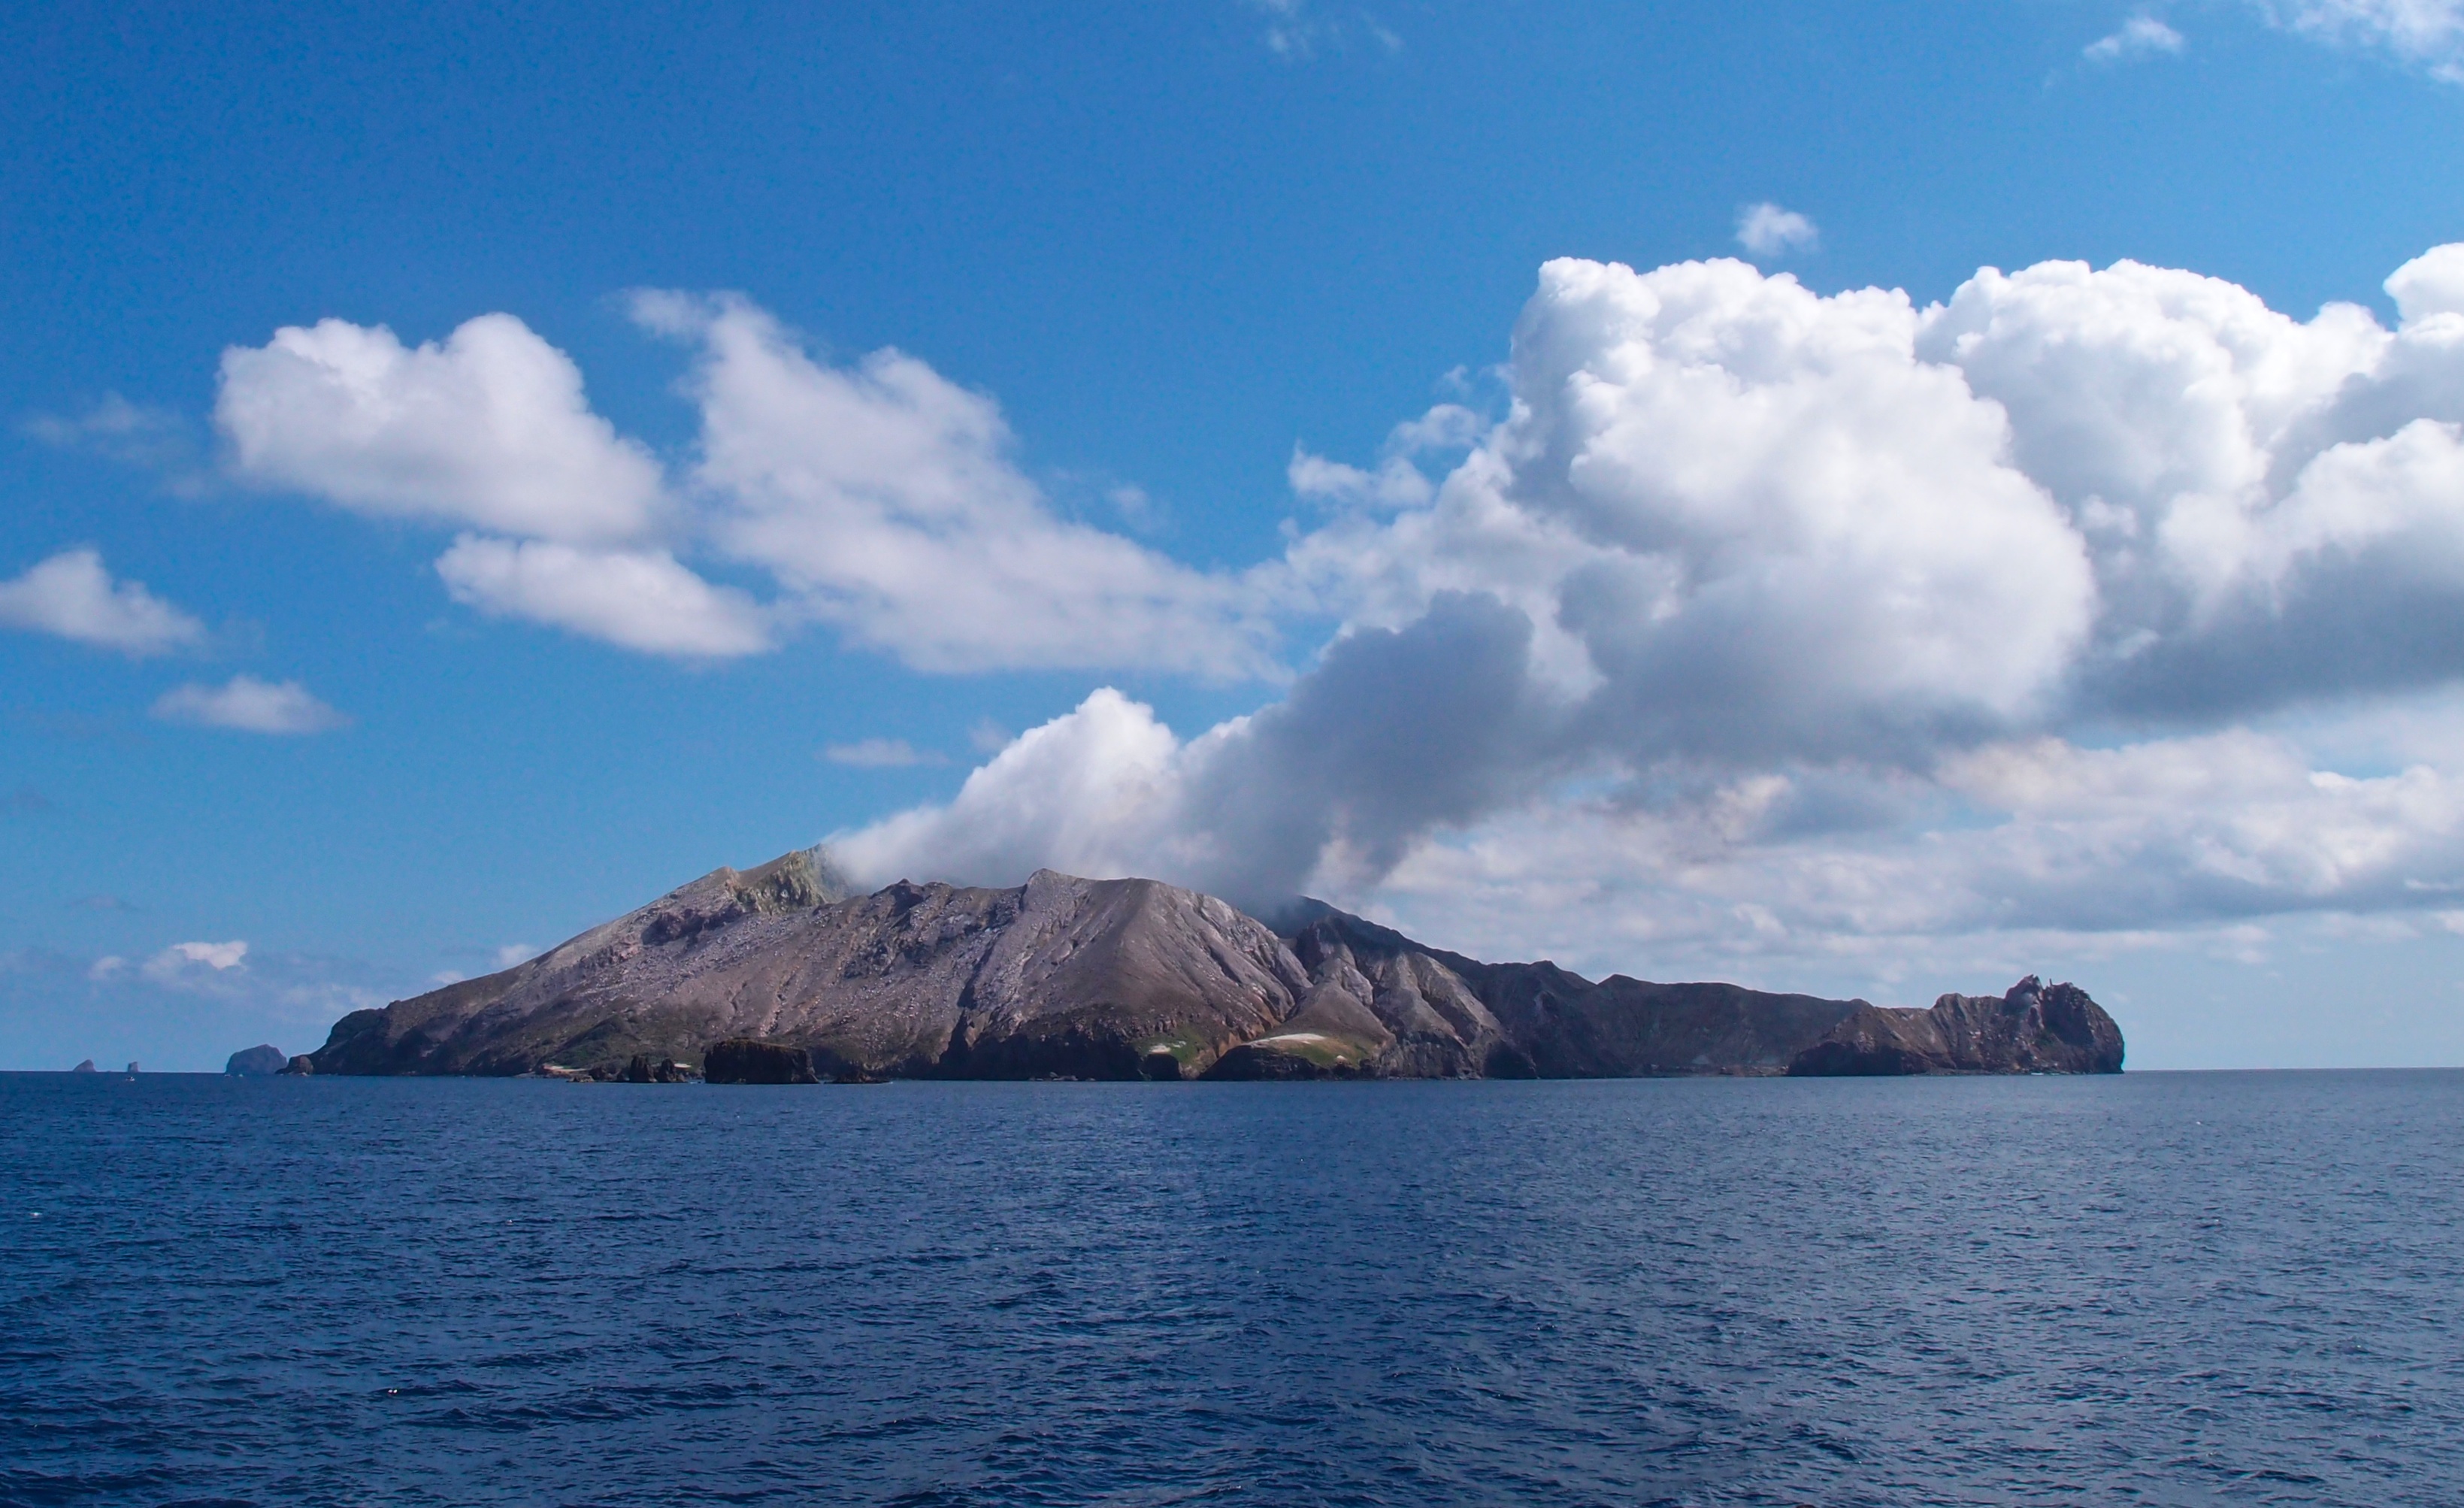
[[304, 849, 2123, 1080]]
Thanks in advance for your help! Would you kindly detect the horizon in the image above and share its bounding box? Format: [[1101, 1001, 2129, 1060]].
[[9, 1, 2464, 1072]]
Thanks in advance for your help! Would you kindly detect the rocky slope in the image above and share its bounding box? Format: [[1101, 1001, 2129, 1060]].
[[310, 850, 1308, 1080], [1786, 977, 2126, 1076], [305, 850, 2124, 1080]]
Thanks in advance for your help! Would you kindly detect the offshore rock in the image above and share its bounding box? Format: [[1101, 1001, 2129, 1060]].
[[705, 1040, 822, 1083], [225, 1044, 287, 1076], [71, 1059, 96, 1073], [280, 1055, 316, 1075], [1787, 977, 2125, 1076], [620, 1052, 697, 1083]]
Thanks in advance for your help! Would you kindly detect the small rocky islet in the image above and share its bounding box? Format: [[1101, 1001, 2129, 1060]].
[[293, 848, 2123, 1083]]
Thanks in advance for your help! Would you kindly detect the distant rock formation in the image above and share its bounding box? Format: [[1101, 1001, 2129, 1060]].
[[300, 849, 2126, 1081], [71, 1059, 95, 1073], [280, 1055, 315, 1075], [126, 1062, 139, 1076], [1787, 977, 2124, 1076], [620, 1053, 697, 1083], [225, 1044, 287, 1076], [704, 1040, 819, 1084]]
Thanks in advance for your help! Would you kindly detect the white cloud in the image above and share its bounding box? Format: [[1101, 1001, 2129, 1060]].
[[1736, 202, 1818, 259], [491, 943, 535, 970], [193, 240, 2464, 975], [2086, 14, 2187, 60], [2388, 244, 2464, 322], [0, 549, 204, 656], [22, 395, 205, 489], [2262, 0, 2464, 79], [1246, 0, 1397, 59], [837, 689, 1193, 886], [216, 299, 1276, 675], [639, 291, 1279, 676], [824, 737, 945, 768], [840, 240, 2464, 969], [144, 940, 248, 983], [217, 314, 667, 544], [151, 675, 349, 735], [434, 535, 773, 658]]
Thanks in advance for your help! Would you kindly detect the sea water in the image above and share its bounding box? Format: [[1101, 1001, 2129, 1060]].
[[3, 1070, 2459, 1506]]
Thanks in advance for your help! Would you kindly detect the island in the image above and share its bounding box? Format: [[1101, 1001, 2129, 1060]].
[[295, 848, 2124, 1082]]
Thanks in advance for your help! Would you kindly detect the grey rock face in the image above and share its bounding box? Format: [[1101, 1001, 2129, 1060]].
[[71, 1059, 96, 1073], [1244, 903, 1861, 1079], [1787, 977, 2125, 1076], [301, 851, 2124, 1080], [308, 852, 1306, 1081], [225, 1044, 287, 1076]]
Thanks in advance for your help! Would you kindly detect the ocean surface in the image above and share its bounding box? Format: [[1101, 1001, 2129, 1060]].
[[3, 1071, 2459, 1507]]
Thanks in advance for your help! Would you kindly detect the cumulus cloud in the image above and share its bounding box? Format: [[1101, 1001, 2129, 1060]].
[[144, 940, 248, 982], [199, 240, 2464, 963], [841, 241, 2464, 961], [824, 737, 944, 768], [215, 299, 1276, 676], [151, 675, 349, 734], [0, 550, 204, 656], [434, 535, 773, 658], [218, 314, 667, 543], [2387, 244, 2464, 322], [1735, 203, 1818, 259], [2086, 14, 2187, 60], [63, 940, 392, 1029], [2261, 0, 2464, 79], [637, 291, 1279, 676]]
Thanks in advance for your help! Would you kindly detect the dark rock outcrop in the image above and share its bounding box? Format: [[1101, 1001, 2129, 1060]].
[[1787, 977, 2125, 1076], [301, 848, 2123, 1080], [704, 1039, 819, 1085], [620, 1053, 698, 1083], [280, 1055, 316, 1075], [71, 1059, 95, 1073], [225, 1044, 286, 1076]]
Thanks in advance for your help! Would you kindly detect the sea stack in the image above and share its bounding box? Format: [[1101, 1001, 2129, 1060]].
[[225, 1044, 287, 1076]]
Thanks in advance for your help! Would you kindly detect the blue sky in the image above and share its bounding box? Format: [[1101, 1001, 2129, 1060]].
[[8, 0, 2464, 1070]]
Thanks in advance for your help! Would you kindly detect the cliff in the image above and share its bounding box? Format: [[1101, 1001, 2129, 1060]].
[[1786, 977, 2125, 1076], [305, 849, 2123, 1080]]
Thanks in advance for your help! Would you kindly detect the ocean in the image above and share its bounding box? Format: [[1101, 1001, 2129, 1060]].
[[3, 1070, 2458, 1506]]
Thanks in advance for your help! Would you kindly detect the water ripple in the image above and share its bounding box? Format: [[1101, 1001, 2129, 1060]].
[[3, 1071, 2461, 1504]]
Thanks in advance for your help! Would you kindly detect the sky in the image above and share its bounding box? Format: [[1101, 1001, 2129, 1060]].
[[7, 0, 2464, 1071]]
